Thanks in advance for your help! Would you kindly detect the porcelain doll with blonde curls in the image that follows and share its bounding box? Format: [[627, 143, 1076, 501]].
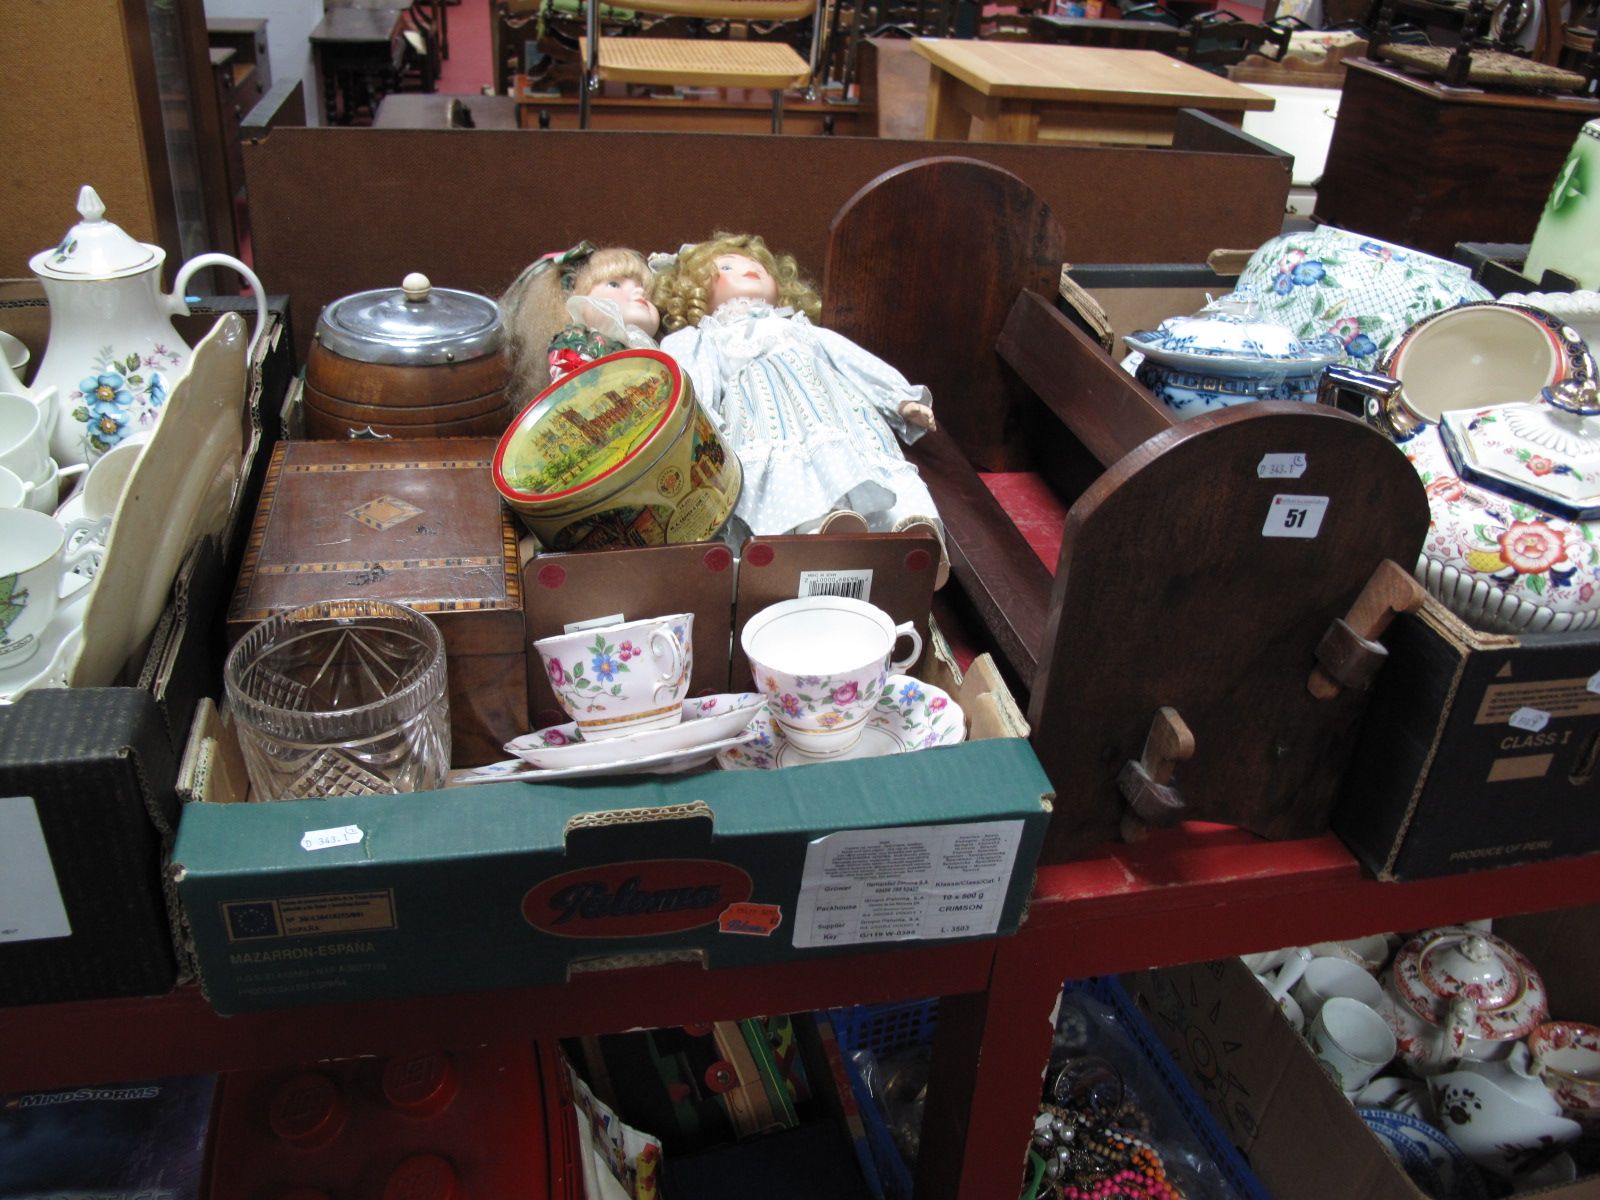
[[500, 245, 661, 409], [654, 233, 946, 579]]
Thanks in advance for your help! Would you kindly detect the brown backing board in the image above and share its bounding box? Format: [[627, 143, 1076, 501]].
[[822, 157, 1066, 472], [1029, 403, 1431, 860], [520, 541, 738, 730], [243, 127, 1292, 367], [728, 533, 940, 691]]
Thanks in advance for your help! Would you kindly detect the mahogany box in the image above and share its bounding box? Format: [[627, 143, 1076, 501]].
[[227, 437, 527, 767]]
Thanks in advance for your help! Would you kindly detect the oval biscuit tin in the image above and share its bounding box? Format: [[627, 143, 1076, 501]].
[[492, 349, 740, 551]]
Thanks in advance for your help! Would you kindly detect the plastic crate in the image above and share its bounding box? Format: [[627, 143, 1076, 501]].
[[1080, 977, 1273, 1200], [827, 984, 1272, 1200], [828, 999, 941, 1060], [827, 1001, 939, 1200]]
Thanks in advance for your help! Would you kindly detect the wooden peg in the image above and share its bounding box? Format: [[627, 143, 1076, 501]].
[[1308, 559, 1427, 700], [1117, 707, 1196, 841]]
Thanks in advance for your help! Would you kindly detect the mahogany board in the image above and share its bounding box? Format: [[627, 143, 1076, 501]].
[[243, 127, 1291, 369], [1027, 403, 1431, 861], [227, 437, 527, 766]]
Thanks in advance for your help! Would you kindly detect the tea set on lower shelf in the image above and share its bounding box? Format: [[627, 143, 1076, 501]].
[[1245, 924, 1600, 1196], [456, 595, 964, 786]]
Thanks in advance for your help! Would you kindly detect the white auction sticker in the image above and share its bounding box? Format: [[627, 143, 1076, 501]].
[[1508, 707, 1551, 733], [792, 820, 1023, 949], [1257, 453, 1308, 480], [0, 797, 72, 944], [1588, 670, 1600, 696], [1262, 494, 1330, 539], [300, 824, 364, 852]]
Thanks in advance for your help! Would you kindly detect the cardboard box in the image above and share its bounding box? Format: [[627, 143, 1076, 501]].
[[1122, 907, 1600, 1200], [0, 689, 181, 1005], [1335, 596, 1600, 880], [171, 647, 1052, 1014], [0, 299, 294, 1008]]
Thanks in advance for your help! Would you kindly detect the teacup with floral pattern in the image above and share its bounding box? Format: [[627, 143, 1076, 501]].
[[534, 612, 693, 740], [741, 596, 922, 757]]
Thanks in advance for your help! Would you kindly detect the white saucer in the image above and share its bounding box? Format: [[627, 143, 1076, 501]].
[[0, 594, 88, 705], [717, 675, 965, 771], [504, 692, 765, 769], [451, 728, 759, 787]]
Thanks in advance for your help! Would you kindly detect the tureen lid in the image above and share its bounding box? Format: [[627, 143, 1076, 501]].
[[1440, 378, 1600, 520], [1123, 291, 1344, 377], [1392, 926, 1548, 1041], [29, 185, 161, 280], [316, 273, 503, 366]]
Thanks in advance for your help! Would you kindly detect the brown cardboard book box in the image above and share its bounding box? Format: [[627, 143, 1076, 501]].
[[1336, 596, 1600, 880], [1123, 905, 1600, 1199]]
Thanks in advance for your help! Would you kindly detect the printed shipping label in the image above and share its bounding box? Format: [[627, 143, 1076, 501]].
[[222, 890, 397, 942], [1474, 678, 1600, 724], [0, 797, 72, 944], [792, 820, 1023, 949]]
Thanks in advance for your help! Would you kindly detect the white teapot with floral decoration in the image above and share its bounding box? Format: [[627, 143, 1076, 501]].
[[1379, 926, 1549, 1076], [27, 185, 265, 467]]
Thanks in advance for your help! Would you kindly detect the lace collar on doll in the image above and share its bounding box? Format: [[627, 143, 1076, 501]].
[[703, 298, 800, 328], [565, 293, 659, 351]]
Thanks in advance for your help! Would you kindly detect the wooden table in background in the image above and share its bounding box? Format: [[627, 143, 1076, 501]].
[[912, 37, 1275, 144]]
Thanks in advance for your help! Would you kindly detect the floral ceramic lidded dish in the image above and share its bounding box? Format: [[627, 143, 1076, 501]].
[[1394, 308, 1600, 633], [1123, 291, 1343, 419], [1235, 227, 1492, 370]]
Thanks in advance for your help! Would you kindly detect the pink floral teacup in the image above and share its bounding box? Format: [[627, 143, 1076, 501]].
[[534, 613, 692, 740], [741, 596, 921, 757], [1526, 1021, 1600, 1130]]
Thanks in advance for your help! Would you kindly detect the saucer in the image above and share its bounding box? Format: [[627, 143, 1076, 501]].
[[0, 595, 88, 705], [451, 728, 759, 786], [505, 693, 764, 769], [717, 675, 965, 771], [1357, 1108, 1489, 1200]]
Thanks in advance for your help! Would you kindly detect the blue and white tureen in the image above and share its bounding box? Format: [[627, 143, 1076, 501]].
[[1125, 292, 1344, 420]]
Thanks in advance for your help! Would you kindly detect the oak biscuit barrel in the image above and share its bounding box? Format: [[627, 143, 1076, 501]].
[[305, 272, 510, 440]]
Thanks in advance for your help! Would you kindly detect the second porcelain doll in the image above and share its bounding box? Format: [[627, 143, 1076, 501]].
[[653, 233, 946, 580], [500, 244, 661, 410]]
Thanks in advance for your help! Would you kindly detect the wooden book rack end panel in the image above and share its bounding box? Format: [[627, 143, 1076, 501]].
[[823, 156, 1067, 472], [1028, 403, 1430, 861]]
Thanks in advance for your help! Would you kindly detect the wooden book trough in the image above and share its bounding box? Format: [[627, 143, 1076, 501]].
[[823, 157, 1431, 861]]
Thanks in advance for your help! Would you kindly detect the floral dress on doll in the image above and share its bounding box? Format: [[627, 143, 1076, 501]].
[[546, 293, 659, 384], [659, 298, 942, 542]]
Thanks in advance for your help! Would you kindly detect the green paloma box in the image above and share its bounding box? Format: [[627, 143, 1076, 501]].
[[173, 688, 1052, 1014]]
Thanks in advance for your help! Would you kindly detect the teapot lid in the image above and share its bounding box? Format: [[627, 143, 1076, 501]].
[[1440, 378, 1600, 520], [1392, 926, 1548, 1041], [315, 273, 503, 366], [1123, 290, 1344, 378], [29, 186, 161, 280]]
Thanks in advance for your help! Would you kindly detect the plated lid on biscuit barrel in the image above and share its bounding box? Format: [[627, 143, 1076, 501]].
[[314, 272, 503, 366]]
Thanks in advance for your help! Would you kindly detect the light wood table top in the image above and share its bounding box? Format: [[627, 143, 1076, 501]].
[[582, 38, 811, 88], [911, 38, 1276, 111]]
